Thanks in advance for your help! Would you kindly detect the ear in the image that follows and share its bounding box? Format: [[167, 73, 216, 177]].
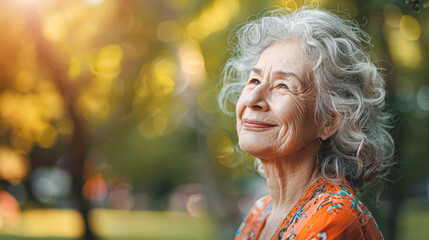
[[319, 112, 343, 140]]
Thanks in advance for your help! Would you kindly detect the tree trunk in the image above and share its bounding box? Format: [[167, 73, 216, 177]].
[[26, 9, 96, 240]]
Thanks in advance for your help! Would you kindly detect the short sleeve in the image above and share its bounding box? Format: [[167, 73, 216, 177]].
[[295, 205, 365, 240]]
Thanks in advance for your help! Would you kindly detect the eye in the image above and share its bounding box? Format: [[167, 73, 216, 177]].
[[278, 83, 288, 89], [249, 79, 261, 85]]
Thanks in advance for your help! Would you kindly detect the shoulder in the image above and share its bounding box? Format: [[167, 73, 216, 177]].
[[296, 181, 383, 240]]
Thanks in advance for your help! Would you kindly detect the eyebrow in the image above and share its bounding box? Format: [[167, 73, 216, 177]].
[[251, 67, 303, 83]]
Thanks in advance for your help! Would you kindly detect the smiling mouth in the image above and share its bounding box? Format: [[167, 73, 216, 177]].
[[242, 119, 277, 129]]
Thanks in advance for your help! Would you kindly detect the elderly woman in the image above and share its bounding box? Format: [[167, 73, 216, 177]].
[[218, 7, 394, 240]]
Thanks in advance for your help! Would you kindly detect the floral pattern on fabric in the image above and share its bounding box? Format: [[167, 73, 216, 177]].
[[235, 178, 383, 240]]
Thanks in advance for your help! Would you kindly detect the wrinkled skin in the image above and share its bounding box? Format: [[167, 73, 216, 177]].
[[235, 40, 324, 239], [236, 40, 320, 161], [235, 40, 345, 239]]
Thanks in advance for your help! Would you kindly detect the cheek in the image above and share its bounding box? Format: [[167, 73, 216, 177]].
[[278, 96, 306, 126], [277, 96, 314, 140]]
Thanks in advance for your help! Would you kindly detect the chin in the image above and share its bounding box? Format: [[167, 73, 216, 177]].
[[239, 140, 270, 157]]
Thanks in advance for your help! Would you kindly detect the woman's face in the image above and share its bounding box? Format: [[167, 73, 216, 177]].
[[236, 40, 320, 160]]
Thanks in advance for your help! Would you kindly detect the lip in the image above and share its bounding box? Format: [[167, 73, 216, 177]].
[[242, 119, 277, 129]]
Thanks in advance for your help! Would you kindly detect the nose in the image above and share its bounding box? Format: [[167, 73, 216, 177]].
[[245, 85, 269, 111]]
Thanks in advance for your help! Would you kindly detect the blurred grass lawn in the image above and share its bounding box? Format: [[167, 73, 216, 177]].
[[0, 200, 428, 240], [0, 209, 217, 240], [399, 200, 429, 240]]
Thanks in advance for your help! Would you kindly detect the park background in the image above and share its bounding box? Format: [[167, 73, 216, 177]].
[[0, 0, 428, 239]]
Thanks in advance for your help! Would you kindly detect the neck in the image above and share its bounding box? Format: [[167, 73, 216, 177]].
[[260, 140, 319, 214]]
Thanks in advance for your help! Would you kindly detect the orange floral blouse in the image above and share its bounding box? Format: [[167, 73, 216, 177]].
[[235, 178, 383, 240]]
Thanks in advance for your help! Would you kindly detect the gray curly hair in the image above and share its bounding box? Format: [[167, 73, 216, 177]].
[[218, 7, 395, 190]]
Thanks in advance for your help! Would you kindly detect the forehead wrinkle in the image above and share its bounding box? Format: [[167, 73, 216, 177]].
[[251, 67, 262, 76], [250, 66, 274, 81]]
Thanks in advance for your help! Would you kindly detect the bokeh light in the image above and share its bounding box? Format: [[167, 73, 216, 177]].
[[179, 42, 206, 89], [0, 0, 427, 239], [384, 25, 424, 68], [184, 0, 239, 42], [400, 15, 421, 41], [31, 167, 71, 204], [109, 180, 134, 210], [0, 190, 21, 230], [384, 4, 403, 28], [83, 174, 108, 203], [417, 85, 429, 111], [0, 148, 29, 183]]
